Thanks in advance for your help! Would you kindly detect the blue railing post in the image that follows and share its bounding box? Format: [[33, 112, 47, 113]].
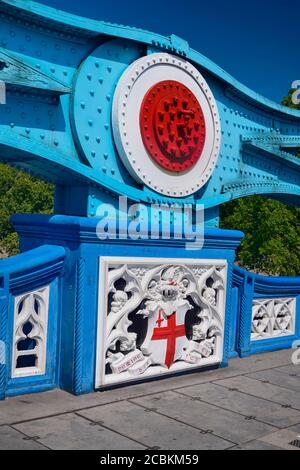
[[73, 258, 86, 395], [0, 279, 9, 400], [237, 275, 254, 358]]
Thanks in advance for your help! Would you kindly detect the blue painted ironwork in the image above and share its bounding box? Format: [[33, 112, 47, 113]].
[[0, 0, 298, 399], [0, 0, 299, 220]]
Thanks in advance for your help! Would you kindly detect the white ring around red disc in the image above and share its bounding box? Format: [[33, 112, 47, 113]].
[[112, 53, 221, 198]]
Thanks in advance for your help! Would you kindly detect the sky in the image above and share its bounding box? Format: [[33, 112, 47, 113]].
[[37, 0, 298, 104]]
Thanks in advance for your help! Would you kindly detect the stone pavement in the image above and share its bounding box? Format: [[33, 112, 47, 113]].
[[0, 349, 300, 450]]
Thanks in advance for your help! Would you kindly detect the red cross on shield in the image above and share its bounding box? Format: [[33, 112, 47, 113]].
[[141, 304, 190, 368]]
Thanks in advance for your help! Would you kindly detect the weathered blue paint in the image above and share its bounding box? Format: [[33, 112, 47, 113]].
[[0, 0, 299, 218], [0, 1, 298, 399]]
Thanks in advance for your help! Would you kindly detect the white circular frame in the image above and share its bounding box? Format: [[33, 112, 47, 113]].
[[112, 53, 221, 197]]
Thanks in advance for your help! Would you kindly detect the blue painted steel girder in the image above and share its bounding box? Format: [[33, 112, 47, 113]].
[[0, 0, 299, 218]]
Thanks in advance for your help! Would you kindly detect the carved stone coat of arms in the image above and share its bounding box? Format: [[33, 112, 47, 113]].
[[96, 258, 227, 387]]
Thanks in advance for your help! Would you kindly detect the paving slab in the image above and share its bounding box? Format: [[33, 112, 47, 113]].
[[231, 440, 283, 450], [0, 389, 123, 426], [0, 350, 291, 426], [226, 349, 291, 372], [276, 365, 300, 377], [14, 413, 144, 450], [0, 375, 244, 426], [214, 375, 300, 410], [177, 383, 300, 428], [0, 425, 48, 450], [0, 350, 297, 450], [286, 423, 300, 433], [247, 369, 300, 392], [258, 427, 300, 451], [78, 400, 232, 450], [131, 390, 274, 444]]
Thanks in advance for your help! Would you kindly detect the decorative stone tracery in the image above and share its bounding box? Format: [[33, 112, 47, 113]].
[[96, 258, 227, 387], [251, 298, 296, 341], [12, 287, 49, 378]]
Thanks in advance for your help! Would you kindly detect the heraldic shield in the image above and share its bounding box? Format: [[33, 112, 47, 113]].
[[141, 303, 191, 369], [96, 258, 227, 387]]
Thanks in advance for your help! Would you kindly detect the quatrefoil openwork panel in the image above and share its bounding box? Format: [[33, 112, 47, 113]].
[[251, 298, 296, 341]]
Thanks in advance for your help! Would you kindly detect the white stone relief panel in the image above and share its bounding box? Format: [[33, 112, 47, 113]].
[[12, 286, 50, 378], [251, 298, 296, 341], [96, 257, 227, 387]]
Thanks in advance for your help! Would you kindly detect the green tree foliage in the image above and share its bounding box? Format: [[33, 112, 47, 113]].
[[221, 88, 300, 276], [282, 87, 300, 157], [282, 88, 300, 110], [0, 164, 54, 257], [220, 197, 300, 276]]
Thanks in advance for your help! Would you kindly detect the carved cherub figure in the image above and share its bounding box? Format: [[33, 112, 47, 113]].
[[192, 323, 206, 341], [120, 332, 137, 352], [203, 287, 216, 306], [110, 290, 128, 313]]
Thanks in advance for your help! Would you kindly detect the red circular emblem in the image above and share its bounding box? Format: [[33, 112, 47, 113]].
[[140, 80, 206, 173]]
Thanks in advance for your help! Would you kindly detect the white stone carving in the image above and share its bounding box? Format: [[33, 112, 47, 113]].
[[96, 257, 227, 387], [251, 298, 296, 341], [12, 286, 50, 378]]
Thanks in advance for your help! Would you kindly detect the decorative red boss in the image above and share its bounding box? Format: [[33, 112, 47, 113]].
[[112, 53, 221, 197], [140, 80, 206, 173]]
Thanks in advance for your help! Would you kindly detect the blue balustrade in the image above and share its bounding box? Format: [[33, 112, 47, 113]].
[[0, 245, 65, 399], [232, 266, 300, 358], [0, 1, 298, 399]]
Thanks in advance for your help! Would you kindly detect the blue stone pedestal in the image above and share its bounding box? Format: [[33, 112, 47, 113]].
[[11, 214, 244, 396]]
